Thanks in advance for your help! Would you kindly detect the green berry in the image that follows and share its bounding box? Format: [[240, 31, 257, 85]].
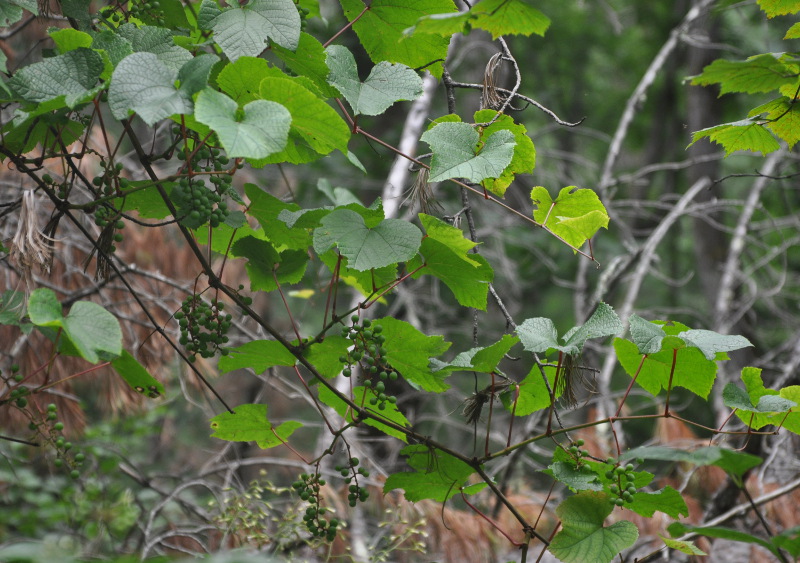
[[54, 422, 64, 431], [15, 397, 27, 408], [70, 470, 80, 480]]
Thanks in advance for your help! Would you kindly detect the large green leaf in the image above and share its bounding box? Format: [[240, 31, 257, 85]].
[[28, 289, 122, 364], [194, 88, 291, 159], [272, 32, 340, 98], [530, 186, 609, 251], [230, 236, 308, 292], [198, 0, 300, 61], [723, 383, 797, 413], [258, 77, 350, 162], [690, 118, 781, 156], [109, 52, 202, 125], [312, 209, 422, 271], [115, 24, 192, 71], [691, 54, 799, 95], [435, 334, 519, 376], [325, 45, 423, 116], [409, 0, 550, 39], [409, 214, 494, 309], [373, 317, 451, 392], [628, 314, 667, 355], [49, 29, 93, 53], [216, 56, 283, 104], [626, 486, 688, 519], [549, 493, 638, 563], [9, 48, 103, 108], [244, 184, 311, 250], [545, 461, 603, 492], [218, 340, 297, 373], [383, 444, 486, 502], [421, 122, 515, 183], [210, 403, 302, 448], [338, 0, 456, 78]]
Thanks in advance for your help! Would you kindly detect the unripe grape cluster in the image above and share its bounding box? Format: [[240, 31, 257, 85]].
[[176, 295, 232, 361], [339, 316, 398, 410], [296, 2, 310, 30], [93, 207, 125, 254], [605, 457, 644, 506], [335, 456, 370, 507], [291, 473, 340, 541], [171, 140, 233, 229]]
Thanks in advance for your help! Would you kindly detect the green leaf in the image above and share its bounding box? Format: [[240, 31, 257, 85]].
[[216, 56, 282, 104], [659, 536, 707, 556], [9, 48, 103, 108], [621, 446, 762, 480], [512, 365, 551, 415], [28, 288, 63, 327], [0, 290, 29, 329], [303, 336, 350, 379], [628, 314, 667, 354], [627, 486, 688, 519], [116, 24, 192, 71], [691, 54, 799, 95], [374, 317, 451, 392], [545, 461, 603, 492], [517, 303, 621, 356], [750, 96, 800, 148], [109, 53, 194, 125], [210, 403, 302, 448], [111, 351, 165, 398], [410, 0, 550, 39], [549, 493, 638, 563], [317, 384, 409, 441], [757, 0, 800, 18], [0, 1, 23, 26], [678, 329, 752, 361], [473, 109, 536, 196], [319, 251, 398, 299], [339, 0, 456, 78], [272, 32, 340, 98], [49, 29, 93, 53], [61, 301, 123, 363], [668, 522, 779, 558], [421, 122, 515, 183], [313, 209, 422, 271], [736, 367, 800, 433], [92, 31, 134, 68], [438, 334, 519, 375], [194, 88, 291, 159], [531, 186, 609, 251], [384, 444, 486, 502], [199, 0, 300, 61], [230, 236, 308, 291], [723, 383, 796, 413], [177, 53, 219, 97], [690, 118, 781, 156], [244, 184, 311, 249], [325, 45, 423, 116], [614, 336, 718, 399], [411, 214, 494, 309], [258, 77, 350, 162], [562, 303, 623, 353], [218, 340, 297, 373], [785, 21, 800, 38]]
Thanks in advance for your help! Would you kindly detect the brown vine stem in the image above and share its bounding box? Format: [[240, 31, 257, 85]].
[[663, 348, 679, 416], [322, 3, 370, 48], [460, 491, 522, 547]]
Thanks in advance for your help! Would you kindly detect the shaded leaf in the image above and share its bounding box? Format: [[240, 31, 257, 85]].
[[690, 119, 781, 156], [384, 444, 486, 502], [194, 88, 291, 159], [422, 122, 515, 183], [374, 317, 451, 392], [218, 340, 296, 373], [9, 48, 103, 108], [691, 54, 798, 95], [111, 351, 165, 398], [550, 493, 638, 563], [410, 0, 550, 39], [326, 45, 423, 116], [313, 209, 422, 271]]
